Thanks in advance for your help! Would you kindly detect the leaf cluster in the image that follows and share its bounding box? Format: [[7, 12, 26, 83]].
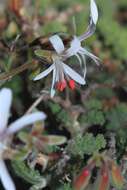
[[66, 133, 106, 158]]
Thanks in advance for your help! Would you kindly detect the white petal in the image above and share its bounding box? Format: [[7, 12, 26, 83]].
[[34, 64, 55, 81], [75, 53, 87, 79], [80, 54, 87, 79], [0, 160, 16, 190], [74, 0, 98, 42], [62, 63, 86, 85], [90, 0, 98, 25], [50, 67, 56, 98], [78, 0, 98, 42], [49, 35, 65, 54], [75, 53, 82, 68], [80, 47, 100, 65], [78, 20, 96, 41], [7, 112, 46, 135], [0, 88, 12, 133]]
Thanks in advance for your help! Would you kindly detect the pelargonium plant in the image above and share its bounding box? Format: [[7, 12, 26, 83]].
[[0, 0, 126, 190]]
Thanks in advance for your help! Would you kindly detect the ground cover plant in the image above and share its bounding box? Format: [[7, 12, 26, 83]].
[[0, 0, 127, 189]]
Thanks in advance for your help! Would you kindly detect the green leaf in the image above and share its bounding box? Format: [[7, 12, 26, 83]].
[[11, 160, 46, 186], [66, 133, 106, 158], [17, 131, 29, 144], [106, 103, 127, 130], [34, 49, 45, 57], [14, 149, 29, 161], [84, 99, 103, 110], [48, 102, 61, 114]]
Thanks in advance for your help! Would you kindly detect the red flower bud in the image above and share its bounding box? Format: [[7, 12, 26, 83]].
[[93, 164, 109, 190], [56, 81, 66, 91], [73, 167, 91, 190], [99, 169, 109, 190], [69, 79, 75, 90]]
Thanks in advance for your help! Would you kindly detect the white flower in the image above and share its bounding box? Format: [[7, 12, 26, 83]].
[[63, 0, 99, 78], [34, 35, 86, 97], [34, 0, 98, 97], [0, 88, 46, 190]]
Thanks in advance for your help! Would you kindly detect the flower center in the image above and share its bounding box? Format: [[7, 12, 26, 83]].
[[64, 36, 81, 58], [70, 36, 81, 53]]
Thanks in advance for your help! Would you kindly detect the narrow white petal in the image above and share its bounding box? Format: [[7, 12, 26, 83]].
[[75, 53, 87, 79], [62, 63, 86, 85], [80, 48, 100, 65], [0, 88, 12, 133], [80, 54, 87, 79], [78, 0, 98, 42], [50, 67, 56, 98], [7, 112, 46, 134], [34, 64, 55, 81], [49, 35, 65, 54], [0, 160, 16, 190], [90, 0, 98, 25], [75, 54, 82, 67], [78, 21, 96, 41], [72, 0, 98, 43]]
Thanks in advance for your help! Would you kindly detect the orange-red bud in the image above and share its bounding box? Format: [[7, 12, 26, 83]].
[[99, 170, 109, 190], [93, 164, 109, 190], [69, 79, 75, 90], [9, 0, 22, 15], [111, 161, 124, 189], [73, 167, 91, 190]]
